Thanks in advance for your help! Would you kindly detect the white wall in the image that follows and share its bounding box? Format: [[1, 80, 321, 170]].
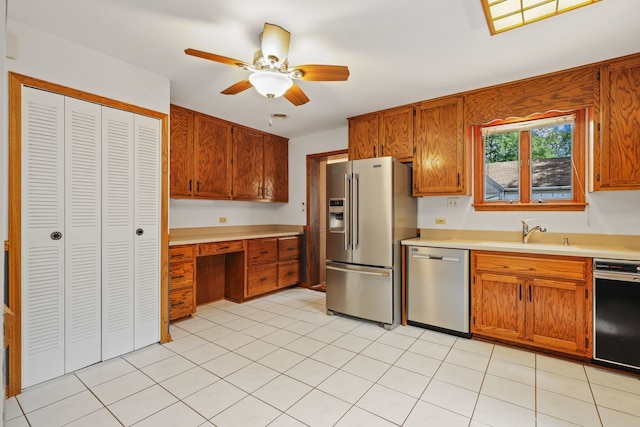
[[6, 20, 169, 114], [418, 191, 640, 236]]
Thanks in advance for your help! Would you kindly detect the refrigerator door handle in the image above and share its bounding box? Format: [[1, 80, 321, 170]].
[[326, 265, 390, 277], [344, 174, 351, 250], [353, 173, 359, 249]]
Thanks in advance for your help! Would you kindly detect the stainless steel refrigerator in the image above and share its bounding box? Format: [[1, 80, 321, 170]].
[[325, 156, 417, 329]]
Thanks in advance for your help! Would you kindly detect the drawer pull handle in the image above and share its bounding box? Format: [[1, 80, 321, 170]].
[[171, 254, 185, 259], [171, 275, 185, 280], [171, 301, 185, 307], [260, 251, 269, 255], [260, 277, 268, 282], [219, 245, 230, 250], [287, 271, 295, 276]]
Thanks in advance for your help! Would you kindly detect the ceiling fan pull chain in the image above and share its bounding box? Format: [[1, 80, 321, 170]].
[[268, 94, 273, 126]]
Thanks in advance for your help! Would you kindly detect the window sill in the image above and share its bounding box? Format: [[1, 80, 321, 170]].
[[473, 202, 587, 212]]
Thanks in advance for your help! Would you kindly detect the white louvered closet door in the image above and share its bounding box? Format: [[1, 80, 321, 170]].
[[64, 97, 102, 372], [133, 114, 161, 349], [21, 87, 66, 388], [101, 107, 135, 359]]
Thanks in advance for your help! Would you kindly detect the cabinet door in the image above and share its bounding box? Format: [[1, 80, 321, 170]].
[[349, 113, 378, 160], [232, 126, 264, 201], [194, 114, 232, 198], [263, 134, 289, 202], [413, 96, 467, 195], [379, 106, 414, 161], [597, 56, 640, 190], [133, 114, 161, 349], [21, 87, 66, 388], [102, 107, 135, 360], [472, 272, 525, 341], [526, 278, 588, 355], [169, 105, 194, 197], [65, 97, 102, 373]]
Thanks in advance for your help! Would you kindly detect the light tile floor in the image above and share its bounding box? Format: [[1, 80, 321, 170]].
[[5, 287, 640, 427]]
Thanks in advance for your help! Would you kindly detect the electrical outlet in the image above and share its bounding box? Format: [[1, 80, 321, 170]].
[[218, 216, 227, 223], [435, 218, 446, 225], [447, 197, 458, 208]]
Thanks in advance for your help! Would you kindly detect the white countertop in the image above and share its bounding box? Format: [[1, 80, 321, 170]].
[[402, 237, 640, 261], [170, 231, 301, 246]]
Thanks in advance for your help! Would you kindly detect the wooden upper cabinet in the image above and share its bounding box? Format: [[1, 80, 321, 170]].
[[349, 113, 378, 160], [232, 127, 289, 202], [170, 104, 286, 202], [379, 106, 414, 161], [263, 134, 289, 202], [595, 55, 640, 190], [349, 107, 414, 161], [169, 105, 232, 199], [232, 126, 264, 201], [169, 105, 195, 197], [194, 113, 232, 199], [413, 95, 468, 196]]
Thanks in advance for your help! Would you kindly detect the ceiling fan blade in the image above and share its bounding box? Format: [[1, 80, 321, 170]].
[[185, 48, 251, 69], [221, 80, 252, 95], [290, 64, 350, 81], [284, 83, 310, 106], [261, 23, 290, 66]]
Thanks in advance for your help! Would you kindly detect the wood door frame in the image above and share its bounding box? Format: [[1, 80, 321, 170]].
[[6, 72, 170, 397], [305, 149, 348, 288]]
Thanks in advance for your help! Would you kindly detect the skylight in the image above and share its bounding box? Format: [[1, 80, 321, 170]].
[[481, 0, 600, 35]]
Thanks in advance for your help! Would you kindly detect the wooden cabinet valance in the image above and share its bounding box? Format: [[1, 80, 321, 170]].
[[463, 65, 599, 126]]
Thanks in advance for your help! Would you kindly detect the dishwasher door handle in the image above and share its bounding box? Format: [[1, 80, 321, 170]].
[[410, 253, 461, 262]]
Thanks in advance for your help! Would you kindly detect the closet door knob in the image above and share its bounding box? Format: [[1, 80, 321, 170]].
[[50, 231, 63, 240], [136, 228, 144, 236]]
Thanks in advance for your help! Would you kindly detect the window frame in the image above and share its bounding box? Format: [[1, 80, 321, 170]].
[[472, 109, 588, 211]]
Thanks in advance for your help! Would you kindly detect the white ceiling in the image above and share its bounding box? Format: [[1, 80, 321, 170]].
[[8, 0, 640, 138]]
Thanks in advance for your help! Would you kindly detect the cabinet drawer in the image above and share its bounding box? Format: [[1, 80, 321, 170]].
[[169, 262, 194, 290], [278, 236, 301, 261], [278, 261, 300, 287], [247, 238, 277, 266], [169, 287, 194, 320], [473, 251, 588, 281], [169, 245, 194, 262], [198, 240, 244, 256], [247, 264, 278, 296]]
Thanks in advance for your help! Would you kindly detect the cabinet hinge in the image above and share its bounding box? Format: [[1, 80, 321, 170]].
[[473, 316, 476, 325], [413, 147, 416, 155], [586, 337, 589, 347], [596, 71, 600, 81], [585, 289, 588, 299], [597, 122, 600, 131], [596, 173, 600, 182], [413, 109, 416, 116], [457, 173, 460, 187]]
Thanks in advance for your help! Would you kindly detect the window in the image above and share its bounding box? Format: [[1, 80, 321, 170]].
[[473, 110, 587, 211]]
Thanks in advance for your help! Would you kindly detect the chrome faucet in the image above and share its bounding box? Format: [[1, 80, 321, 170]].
[[521, 220, 547, 243]]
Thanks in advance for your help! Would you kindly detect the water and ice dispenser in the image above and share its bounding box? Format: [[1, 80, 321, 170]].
[[328, 198, 345, 232]]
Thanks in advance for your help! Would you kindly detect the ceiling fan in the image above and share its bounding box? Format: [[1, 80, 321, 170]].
[[185, 23, 350, 106]]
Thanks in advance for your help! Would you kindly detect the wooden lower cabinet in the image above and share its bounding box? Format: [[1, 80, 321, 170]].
[[170, 235, 303, 315], [471, 251, 592, 358], [169, 245, 196, 320]]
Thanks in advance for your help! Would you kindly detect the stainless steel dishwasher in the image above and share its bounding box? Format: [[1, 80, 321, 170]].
[[406, 246, 470, 337]]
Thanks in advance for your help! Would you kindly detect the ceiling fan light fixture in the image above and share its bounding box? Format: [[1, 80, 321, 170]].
[[249, 71, 293, 98]]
